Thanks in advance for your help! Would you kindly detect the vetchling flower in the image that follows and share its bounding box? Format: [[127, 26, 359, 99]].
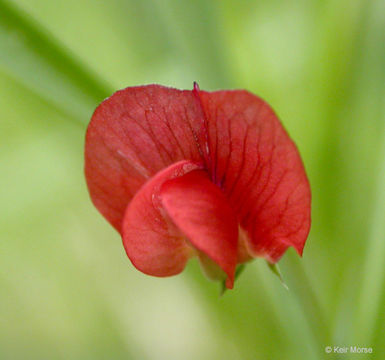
[[84, 83, 311, 289]]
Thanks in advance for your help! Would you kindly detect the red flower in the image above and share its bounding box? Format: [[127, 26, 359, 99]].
[[85, 84, 311, 289]]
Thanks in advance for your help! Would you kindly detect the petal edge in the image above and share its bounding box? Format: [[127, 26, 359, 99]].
[[122, 160, 203, 277], [160, 170, 238, 288]]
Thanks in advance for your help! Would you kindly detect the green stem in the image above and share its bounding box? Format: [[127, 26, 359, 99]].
[[284, 254, 336, 359], [355, 106, 385, 345]]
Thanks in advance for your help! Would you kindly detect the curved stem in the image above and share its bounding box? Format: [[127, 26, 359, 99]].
[[284, 254, 336, 359]]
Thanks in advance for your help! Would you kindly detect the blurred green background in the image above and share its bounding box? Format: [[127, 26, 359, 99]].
[[1, 0, 384, 359]]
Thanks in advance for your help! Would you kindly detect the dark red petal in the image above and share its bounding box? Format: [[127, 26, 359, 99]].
[[85, 85, 207, 231], [122, 160, 203, 277], [160, 170, 238, 288], [197, 90, 311, 262]]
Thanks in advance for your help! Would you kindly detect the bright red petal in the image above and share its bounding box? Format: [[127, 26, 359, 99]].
[[85, 85, 207, 231], [122, 160, 203, 277], [197, 90, 311, 262], [160, 170, 238, 288]]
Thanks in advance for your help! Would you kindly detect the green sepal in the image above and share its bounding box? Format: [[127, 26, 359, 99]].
[[220, 264, 246, 296], [267, 262, 289, 290]]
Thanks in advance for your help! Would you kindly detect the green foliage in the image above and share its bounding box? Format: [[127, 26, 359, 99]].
[[0, 0, 384, 359]]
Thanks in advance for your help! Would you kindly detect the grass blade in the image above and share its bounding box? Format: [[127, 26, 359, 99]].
[[0, 0, 112, 122]]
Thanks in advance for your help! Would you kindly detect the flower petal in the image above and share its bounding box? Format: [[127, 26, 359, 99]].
[[122, 160, 203, 277], [160, 170, 238, 288], [85, 85, 207, 231], [197, 89, 311, 262]]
